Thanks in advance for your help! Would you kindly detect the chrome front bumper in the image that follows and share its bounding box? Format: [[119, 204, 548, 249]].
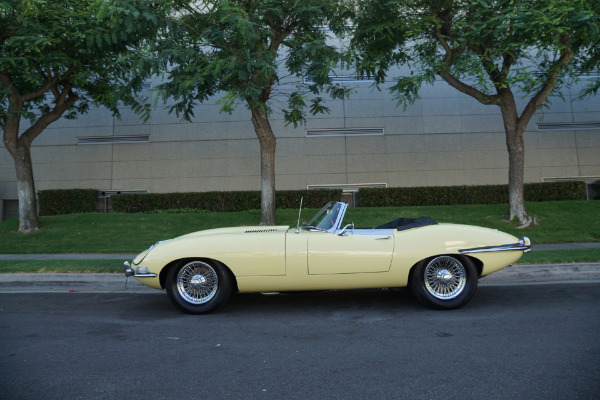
[[459, 237, 531, 254], [123, 261, 157, 278]]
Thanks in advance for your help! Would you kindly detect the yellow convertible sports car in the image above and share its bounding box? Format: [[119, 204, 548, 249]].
[[124, 201, 530, 314]]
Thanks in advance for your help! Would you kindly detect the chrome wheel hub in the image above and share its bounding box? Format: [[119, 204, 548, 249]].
[[424, 256, 466, 300], [176, 261, 218, 305]]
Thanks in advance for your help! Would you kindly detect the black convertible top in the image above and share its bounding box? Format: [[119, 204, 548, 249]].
[[375, 216, 438, 231]]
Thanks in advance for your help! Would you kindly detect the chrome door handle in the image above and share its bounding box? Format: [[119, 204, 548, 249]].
[[375, 236, 391, 240]]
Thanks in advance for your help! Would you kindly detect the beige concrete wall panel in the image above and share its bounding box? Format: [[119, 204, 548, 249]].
[[385, 134, 426, 153], [29, 145, 77, 164], [525, 166, 581, 182], [526, 148, 578, 168], [423, 97, 461, 116], [150, 123, 190, 142], [0, 181, 17, 198], [77, 145, 113, 163], [113, 143, 150, 162], [346, 135, 387, 155], [426, 169, 468, 187], [347, 172, 389, 184], [305, 117, 346, 130], [578, 166, 600, 176], [227, 139, 260, 158], [457, 97, 499, 116], [419, 81, 461, 99], [575, 131, 600, 147], [190, 104, 250, 123], [276, 174, 308, 190], [0, 165, 16, 181], [533, 112, 576, 124], [73, 161, 114, 181], [387, 170, 429, 187], [113, 160, 153, 180], [423, 115, 462, 134], [189, 158, 229, 178], [525, 131, 577, 149], [459, 114, 505, 134], [573, 111, 600, 122], [577, 147, 600, 166], [305, 136, 346, 155], [113, 108, 148, 126], [462, 132, 506, 151], [347, 153, 386, 173], [36, 127, 109, 146], [188, 121, 256, 141], [186, 140, 229, 159], [423, 133, 465, 152], [464, 168, 508, 186], [149, 141, 188, 161], [344, 117, 389, 130], [305, 154, 346, 174], [51, 108, 113, 129], [110, 179, 149, 191], [344, 99, 385, 118], [570, 98, 600, 113], [276, 138, 307, 156], [112, 124, 149, 136], [386, 152, 427, 172], [424, 151, 465, 172], [304, 173, 347, 186], [463, 150, 508, 170], [224, 176, 261, 191], [383, 99, 423, 117], [226, 157, 260, 177], [275, 156, 308, 175], [33, 162, 77, 181]]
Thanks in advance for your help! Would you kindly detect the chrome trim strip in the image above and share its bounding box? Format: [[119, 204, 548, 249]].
[[134, 273, 157, 278], [459, 237, 531, 254]]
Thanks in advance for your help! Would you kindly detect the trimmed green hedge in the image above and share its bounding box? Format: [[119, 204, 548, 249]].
[[38, 189, 98, 216], [358, 182, 587, 207], [111, 189, 343, 213]]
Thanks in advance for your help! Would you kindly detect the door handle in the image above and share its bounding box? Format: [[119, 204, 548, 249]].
[[375, 236, 391, 240]]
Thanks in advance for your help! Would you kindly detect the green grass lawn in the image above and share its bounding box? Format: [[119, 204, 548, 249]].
[[0, 200, 598, 255]]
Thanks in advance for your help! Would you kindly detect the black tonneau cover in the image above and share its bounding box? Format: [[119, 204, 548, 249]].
[[375, 216, 438, 231]]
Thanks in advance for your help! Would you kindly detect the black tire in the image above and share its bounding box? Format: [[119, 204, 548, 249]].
[[410, 255, 478, 310], [165, 260, 233, 314]]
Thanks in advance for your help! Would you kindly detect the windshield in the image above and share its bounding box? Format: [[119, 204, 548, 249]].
[[303, 202, 343, 231]]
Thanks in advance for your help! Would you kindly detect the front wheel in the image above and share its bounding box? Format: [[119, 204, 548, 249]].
[[411, 255, 478, 310], [166, 260, 233, 314]]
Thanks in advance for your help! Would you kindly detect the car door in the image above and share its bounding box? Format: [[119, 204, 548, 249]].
[[307, 229, 394, 275]]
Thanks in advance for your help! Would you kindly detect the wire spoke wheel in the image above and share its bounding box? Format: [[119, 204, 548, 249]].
[[424, 256, 466, 300], [176, 261, 218, 305]]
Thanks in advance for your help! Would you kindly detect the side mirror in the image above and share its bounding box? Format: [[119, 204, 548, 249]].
[[338, 222, 354, 236]]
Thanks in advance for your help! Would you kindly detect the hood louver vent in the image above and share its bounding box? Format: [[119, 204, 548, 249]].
[[245, 229, 278, 233]]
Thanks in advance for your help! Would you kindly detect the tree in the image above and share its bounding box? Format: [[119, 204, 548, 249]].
[[0, 0, 164, 232], [153, 0, 352, 225], [352, 0, 599, 226]]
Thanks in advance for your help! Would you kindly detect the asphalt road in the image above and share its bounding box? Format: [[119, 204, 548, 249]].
[[1, 283, 599, 400]]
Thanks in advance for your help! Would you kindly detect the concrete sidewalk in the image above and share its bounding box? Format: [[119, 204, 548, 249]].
[[0, 263, 598, 293]]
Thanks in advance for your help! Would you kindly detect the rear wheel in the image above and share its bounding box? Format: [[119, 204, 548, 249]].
[[411, 255, 477, 310], [166, 260, 232, 314]]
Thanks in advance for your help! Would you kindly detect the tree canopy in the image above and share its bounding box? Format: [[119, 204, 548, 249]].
[[152, 0, 353, 224], [1, 0, 165, 232], [352, 0, 600, 225]]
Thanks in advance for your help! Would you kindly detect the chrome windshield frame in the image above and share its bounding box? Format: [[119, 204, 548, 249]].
[[302, 201, 348, 233]]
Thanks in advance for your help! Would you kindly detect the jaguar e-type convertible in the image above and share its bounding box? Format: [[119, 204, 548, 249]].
[[124, 201, 530, 313]]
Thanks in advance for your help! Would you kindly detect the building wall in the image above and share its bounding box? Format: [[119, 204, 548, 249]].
[[1, 76, 599, 218]]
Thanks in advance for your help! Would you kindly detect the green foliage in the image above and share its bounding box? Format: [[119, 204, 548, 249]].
[[111, 189, 343, 213], [38, 189, 98, 216], [0, 0, 166, 126], [359, 182, 586, 207], [352, 0, 600, 106], [153, 0, 354, 125]]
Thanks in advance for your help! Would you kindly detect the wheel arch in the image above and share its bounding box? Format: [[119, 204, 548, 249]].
[[159, 257, 239, 292], [407, 253, 483, 286]]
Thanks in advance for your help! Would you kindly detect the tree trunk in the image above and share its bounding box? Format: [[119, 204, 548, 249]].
[[250, 107, 277, 225], [6, 140, 38, 232], [499, 93, 532, 227]]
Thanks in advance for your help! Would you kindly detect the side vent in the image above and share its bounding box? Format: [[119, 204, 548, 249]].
[[306, 128, 384, 137], [537, 122, 600, 131], [245, 229, 278, 234], [78, 135, 150, 145]]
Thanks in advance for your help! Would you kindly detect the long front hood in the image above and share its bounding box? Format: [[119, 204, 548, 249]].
[[175, 225, 290, 240]]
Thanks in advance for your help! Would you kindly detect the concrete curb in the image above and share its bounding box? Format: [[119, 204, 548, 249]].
[[0, 263, 598, 293]]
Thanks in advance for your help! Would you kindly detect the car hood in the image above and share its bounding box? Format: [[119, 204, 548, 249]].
[[175, 225, 290, 240]]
